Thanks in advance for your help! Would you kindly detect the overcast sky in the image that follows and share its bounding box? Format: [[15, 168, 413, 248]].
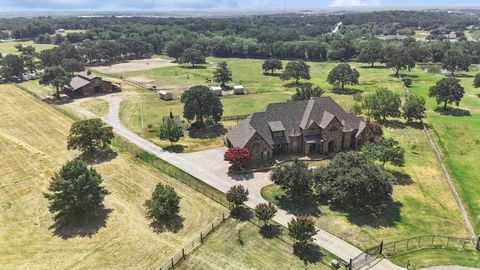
[[0, 0, 478, 11]]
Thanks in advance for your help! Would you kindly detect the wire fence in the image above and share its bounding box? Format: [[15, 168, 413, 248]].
[[111, 136, 231, 208], [349, 235, 478, 270], [159, 212, 230, 270], [220, 114, 249, 122]]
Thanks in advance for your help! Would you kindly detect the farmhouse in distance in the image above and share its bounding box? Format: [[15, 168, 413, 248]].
[[226, 97, 374, 160]]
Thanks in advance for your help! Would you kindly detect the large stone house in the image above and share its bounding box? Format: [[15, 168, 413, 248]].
[[63, 71, 115, 98], [225, 97, 374, 160]]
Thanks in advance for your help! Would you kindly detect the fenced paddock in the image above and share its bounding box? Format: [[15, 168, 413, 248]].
[[350, 235, 478, 270]]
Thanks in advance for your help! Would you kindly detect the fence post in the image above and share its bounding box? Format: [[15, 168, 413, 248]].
[[171, 258, 174, 269], [348, 258, 352, 270], [222, 213, 225, 221], [476, 235, 480, 251], [212, 222, 214, 232], [431, 235, 435, 246], [200, 233, 203, 244], [379, 241, 383, 255], [406, 239, 409, 249], [393, 241, 396, 252], [182, 248, 185, 260], [446, 237, 450, 247], [418, 236, 421, 247]]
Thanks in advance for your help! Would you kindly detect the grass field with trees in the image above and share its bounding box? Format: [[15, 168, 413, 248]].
[[177, 219, 335, 270], [0, 40, 56, 55], [0, 85, 226, 269]]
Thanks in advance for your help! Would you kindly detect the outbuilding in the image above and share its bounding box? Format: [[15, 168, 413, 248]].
[[233, 85, 245, 95], [158, 90, 173, 100], [210, 86, 223, 96]]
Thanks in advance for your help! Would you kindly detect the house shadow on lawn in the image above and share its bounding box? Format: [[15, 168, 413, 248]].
[[150, 215, 185, 233], [293, 243, 324, 265], [77, 148, 118, 165], [339, 199, 403, 229], [50, 207, 112, 239], [434, 107, 471, 117], [188, 124, 227, 139], [259, 224, 283, 239]]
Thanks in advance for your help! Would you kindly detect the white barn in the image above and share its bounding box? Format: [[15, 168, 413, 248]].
[[233, 85, 245, 94], [158, 90, 173, 100]]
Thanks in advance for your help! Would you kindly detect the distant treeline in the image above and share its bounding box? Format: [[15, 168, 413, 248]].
[[1, 11, 480, 64]]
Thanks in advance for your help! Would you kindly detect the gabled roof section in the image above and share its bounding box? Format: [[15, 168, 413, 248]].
[[226, 96, 368, 148], [69, 76, 91, 90], [300, 98, 315, 129], [319, 111, 336, 129], [268, 121, 285, 132]]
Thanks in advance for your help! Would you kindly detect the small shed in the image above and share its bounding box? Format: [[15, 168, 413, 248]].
[[210, 86, 223, 96], [163, 115, 184, 130], [233, 85, 245, 95], [158, 90, 173, 100], [145, 84, 156, 90]]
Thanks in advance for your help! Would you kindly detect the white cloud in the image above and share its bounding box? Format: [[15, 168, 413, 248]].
[[329, 0, 381, 7]]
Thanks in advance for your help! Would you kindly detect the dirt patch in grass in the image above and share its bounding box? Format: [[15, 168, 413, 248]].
[[91, 57, 177, 74]]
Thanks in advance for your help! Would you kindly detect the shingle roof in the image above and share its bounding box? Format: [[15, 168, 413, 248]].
[[69, 76, 91, 90], [268, 121, 285, 132], [226, 97, 367, 148]]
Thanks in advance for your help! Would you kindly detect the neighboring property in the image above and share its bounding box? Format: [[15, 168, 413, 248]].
[[210, 86, 223, 96], [63, 71, 116, 98], [158, 90, 173, 100], [225, 97, 373, 160], [233, 85, 245, 94], [146, 83, 156, 90]]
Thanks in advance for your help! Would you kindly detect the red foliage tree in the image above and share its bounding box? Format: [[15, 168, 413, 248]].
[[224, 147, 250, 169]]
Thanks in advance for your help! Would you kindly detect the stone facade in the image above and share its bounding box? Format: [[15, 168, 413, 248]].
[[244, 133, 272, 160]]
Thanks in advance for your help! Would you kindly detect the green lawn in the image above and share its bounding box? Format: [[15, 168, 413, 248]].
[[262, 124, 467, 250], [177, 218, 336, 270], [400, 65, 480, 233], [0, 40, 56, 55], [390, 249, 480, 269], [80, 98, 109, 117]]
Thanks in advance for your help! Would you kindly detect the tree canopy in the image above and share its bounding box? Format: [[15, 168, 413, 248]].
[[1, 54, 24, 81], [288, 216, 317, 246], [271, 159, 313, 203], [429, 77, 465, 110], [280, 61, 310, 84], [144, 183, 181, 221], [226, 185, 249, 209], [363, 88, 401, 121], [362, 137, 405, 167], [67, 118, 114, 154], [39, 66, 71, 99], [179, 48, 206, 67], [473, 74, 480, 88], [262, 59, 283, 74], [326, 63, 360, 90], [402, 95, 426, 122], [213, 61, 232, 88], [357, 40, 383, 67], [159, 114, 183, 145], [313, 151, 394, 211], [442, 49, 471, 75], [181, 85, 223, 128], [43, 159, 109, 222], [383, 45, 416, 76], [291, 85, 325, 101], [224, 147, 250, 170], [254, 203, 277, 226]]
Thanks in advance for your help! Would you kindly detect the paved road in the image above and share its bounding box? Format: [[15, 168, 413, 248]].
[[102, 95, 404, 270]]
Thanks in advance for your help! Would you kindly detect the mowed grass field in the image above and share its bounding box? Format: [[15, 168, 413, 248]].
[[390, 249, 480, 269], [400, 65, 480, 233], [0, 85, 227, 269], [177, 219, 334, 270], [0, 40, 56, 55], [262, 124, 467, 249], [109, 57, 401, 152]]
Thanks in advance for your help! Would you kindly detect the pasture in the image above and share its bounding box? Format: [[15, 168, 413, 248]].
[[0, 40, 56, 55], [177, 219, 335, 270], [0, 85, 226, 269]]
